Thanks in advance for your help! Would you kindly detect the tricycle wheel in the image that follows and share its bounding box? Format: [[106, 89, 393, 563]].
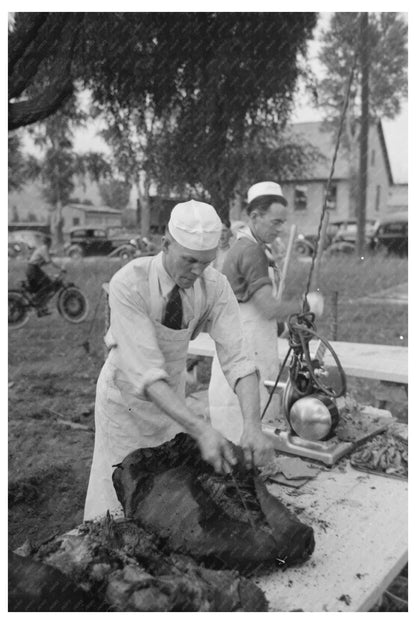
[[57, 287, 89, 323]]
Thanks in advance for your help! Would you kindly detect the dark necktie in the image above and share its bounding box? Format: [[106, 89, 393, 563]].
[[162, 284, 183, 330]]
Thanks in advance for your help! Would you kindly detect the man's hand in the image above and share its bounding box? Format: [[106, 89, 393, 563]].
[[195, 423, 237, 475], [305, 291, 324, 318], [240, 427, 275, 470]]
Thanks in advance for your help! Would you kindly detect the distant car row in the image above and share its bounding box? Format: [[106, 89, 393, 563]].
[[64, 227, 157, 259], [294, 213, 408, 258], [8, 226, 158, 260], [9, 214, 408, 260]]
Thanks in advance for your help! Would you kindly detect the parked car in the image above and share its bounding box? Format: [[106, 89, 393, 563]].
[[65, 228, 113, 258], [8, 241, 29, 259], [8, 230, 43, 259], [295, 219, 377, 257], [294, 231, 331, 257], [370, 212, 408, 257], [325, 219, 378, 256], [64, 227, 138, 259]]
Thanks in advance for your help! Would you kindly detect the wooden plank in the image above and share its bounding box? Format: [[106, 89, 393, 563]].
[[313, 340, 408, 384], [103, 279, 407, 384], [256, 464, 408, 612], [188, 333, 408, 384]]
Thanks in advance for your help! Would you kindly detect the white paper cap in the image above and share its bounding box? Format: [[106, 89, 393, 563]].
[[247, 181, 287, 206], [168, 200, 222, 251]]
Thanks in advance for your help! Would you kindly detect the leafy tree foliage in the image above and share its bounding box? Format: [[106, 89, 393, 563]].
[[137, 13, 317, 218], [314, 12, 407, 218], [10, 12, 318, 223], [8, 133, 27, 192], [26, 104, 111, 244], [98, 179, 131, 211], [94, 99, 182, 234], [317, 12, 407, 128]]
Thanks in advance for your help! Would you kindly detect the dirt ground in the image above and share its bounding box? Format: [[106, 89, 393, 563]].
[[8, 348, 98, 549], [8, 257, 408, 611]]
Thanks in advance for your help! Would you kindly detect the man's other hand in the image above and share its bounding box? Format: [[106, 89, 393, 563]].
[[240, 428, 275, 470], [196, 424, 237, 475]]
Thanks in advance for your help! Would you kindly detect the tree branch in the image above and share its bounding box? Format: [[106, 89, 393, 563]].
[[8, 81, 74, 131], [8, 13, 49, 75]]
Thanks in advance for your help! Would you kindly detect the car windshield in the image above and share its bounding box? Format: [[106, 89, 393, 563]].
[[71, 230, 87, 237]]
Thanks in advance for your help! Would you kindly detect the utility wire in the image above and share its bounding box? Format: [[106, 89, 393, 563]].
[[302, 51, 359, 306]]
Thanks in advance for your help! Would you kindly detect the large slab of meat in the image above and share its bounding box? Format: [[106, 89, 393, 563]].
[[113, 433, 315, 573], [9, 515, 267, 612]]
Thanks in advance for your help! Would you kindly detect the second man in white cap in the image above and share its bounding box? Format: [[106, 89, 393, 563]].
[[208, 182, 289, 442], [84, 199, 274, 521]]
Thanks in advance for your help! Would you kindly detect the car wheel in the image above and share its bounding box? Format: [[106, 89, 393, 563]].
[[57, 287, 89, 323], [295, 241, 313, 257], [67, 245, 83, 259]]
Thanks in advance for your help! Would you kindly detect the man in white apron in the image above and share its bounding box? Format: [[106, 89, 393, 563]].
[[208, 182, 290, 443], [84, 200, 274, 521]]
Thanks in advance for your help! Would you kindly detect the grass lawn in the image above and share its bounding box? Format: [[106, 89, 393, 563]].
[[8, 253, 408, 610]]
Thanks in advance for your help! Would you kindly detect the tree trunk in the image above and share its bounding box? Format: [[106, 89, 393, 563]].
[[50, 201, 65, 249], [137, 175, 151, 237], [230, 190, 244, 222], [344, 107, 359, 219]]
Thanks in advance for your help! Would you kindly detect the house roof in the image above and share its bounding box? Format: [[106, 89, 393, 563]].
[[65, 203, 121, 215], [286, 120, 394, 184], [375, 120, 394, 185]]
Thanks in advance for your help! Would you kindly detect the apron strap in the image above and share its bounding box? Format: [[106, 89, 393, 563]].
[[148, 257, 161, 319]]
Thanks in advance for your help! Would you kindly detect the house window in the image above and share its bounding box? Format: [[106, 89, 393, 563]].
[[327, 184, 337, 210], [73, 217, 80, 226], [294, 185, 307, 211], [375, 185, 381, 212]]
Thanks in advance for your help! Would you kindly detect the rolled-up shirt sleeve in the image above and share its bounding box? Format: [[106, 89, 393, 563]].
[[205, 273, 258, 391], [239, 244, 271, 301], [108, 272, 169, 398]]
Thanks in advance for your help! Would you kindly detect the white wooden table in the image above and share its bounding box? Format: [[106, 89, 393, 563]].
[[256, 461, 408, 611], [185, 388, 408, 611], [188, 333, 408, 385]]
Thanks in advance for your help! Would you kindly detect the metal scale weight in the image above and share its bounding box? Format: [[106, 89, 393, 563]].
[[263, 299, 353, 466]]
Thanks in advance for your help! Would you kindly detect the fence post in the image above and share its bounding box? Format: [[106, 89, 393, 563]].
[[329, 290, 338, 341]]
